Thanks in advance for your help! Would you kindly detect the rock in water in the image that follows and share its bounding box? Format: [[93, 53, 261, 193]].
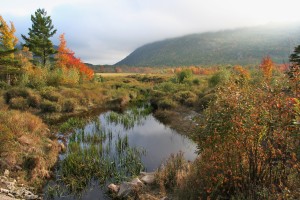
[[130, 178, 144, 187], [59, 143, 66, 153], [141, 173, 155, 184], [108, 184, 119, 193], [117, 182, 136, 198]]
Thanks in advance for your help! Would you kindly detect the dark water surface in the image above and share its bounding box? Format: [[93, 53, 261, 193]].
[[45, 107, 197, 199]]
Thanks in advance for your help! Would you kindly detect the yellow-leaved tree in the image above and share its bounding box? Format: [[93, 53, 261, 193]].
[[0, 15, 20, 84], [260, 55, 273, 82], [0, 16, 18, 55]]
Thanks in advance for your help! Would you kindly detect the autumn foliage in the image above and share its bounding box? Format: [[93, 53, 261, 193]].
[[56, 34, 94, 80], [176, 72, 300, 199], [0, 15, 18, 53], [233, 65, 250, 80], [260, 55, 273, 81]]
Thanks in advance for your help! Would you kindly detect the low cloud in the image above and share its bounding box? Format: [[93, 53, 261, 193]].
[[1, 0, 300, 64]]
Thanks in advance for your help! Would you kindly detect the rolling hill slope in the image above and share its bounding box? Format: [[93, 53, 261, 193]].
[[115, 23, 300, 66]]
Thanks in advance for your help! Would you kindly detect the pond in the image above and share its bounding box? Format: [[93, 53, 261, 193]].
[[45, 105, 197, 199]]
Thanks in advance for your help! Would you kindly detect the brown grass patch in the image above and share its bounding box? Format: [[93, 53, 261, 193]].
[[0, 109, 59, 188]]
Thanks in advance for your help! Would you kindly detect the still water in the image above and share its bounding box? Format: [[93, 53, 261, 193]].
[[45, 106, 197, 199]]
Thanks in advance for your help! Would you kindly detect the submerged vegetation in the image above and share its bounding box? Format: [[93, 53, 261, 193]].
[[106, 105, 152, 129]]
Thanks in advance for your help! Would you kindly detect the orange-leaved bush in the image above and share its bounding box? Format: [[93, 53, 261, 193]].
[[260, 55, 273, 81], [56, 33, 94, 80], [179, 74, 300, 199]]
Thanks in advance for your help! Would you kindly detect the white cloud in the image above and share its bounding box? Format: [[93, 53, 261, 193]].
[[1, 0, 300, 64]]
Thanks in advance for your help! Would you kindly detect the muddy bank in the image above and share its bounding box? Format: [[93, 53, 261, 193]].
[[153, 106, 202, 140]]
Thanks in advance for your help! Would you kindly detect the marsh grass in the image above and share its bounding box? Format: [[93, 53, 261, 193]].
[[106, 104, 152, 129], [59, 117, 86, 133], [45, 106, 151, 198]]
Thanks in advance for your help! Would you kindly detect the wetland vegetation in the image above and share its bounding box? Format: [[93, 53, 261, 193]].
[[0, 10, 300, 200], [45, 105, 197, 199]]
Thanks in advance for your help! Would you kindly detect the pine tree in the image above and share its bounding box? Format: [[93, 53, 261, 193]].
[[21, 8, 57, 67], [289, 45, 300, 96]]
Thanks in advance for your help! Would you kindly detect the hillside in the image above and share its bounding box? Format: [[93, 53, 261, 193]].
[[115, 23, 300, 66]]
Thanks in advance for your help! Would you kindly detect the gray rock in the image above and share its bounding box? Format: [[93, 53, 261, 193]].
[[130, 177, 144, 187], [13, 165, 22, 171], [108, 183, 119, 193], [141, 174, 155, 184], [117, 182, 136, 198], [59, 143, 66, 153], [5, 181, 15, 190], [7, 193, 14, 198], [140, 171, 155, 176], [24, 194, 38, 199], [0, 188, 10, 194]]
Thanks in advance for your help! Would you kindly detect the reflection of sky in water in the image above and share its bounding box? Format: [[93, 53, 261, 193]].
[[129, 116, 196, 171], [51, 110, 197, 200], [94, 112, 197, 172]]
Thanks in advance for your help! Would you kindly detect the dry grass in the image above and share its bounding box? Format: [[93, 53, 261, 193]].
[[0, 109, 59, 188]]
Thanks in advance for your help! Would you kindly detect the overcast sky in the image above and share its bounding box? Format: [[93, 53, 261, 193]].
[[1, 0, 300, 65]]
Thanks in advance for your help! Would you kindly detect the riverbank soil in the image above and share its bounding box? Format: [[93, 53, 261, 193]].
[[154, 106, 201, 139]]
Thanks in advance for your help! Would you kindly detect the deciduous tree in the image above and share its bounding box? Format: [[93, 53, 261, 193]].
[[260, 55, 273, 81], [56, 34, 94, 80], [0, 16, 20, 84], [0, 16, 18, 55]]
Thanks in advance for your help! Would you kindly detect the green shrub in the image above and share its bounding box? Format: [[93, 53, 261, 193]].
[[174, 91, 197, 106], [154, 82, 177, 93], [176, 69, 193, 83], [22, 70, 47, 89], [198, 93, 216, 110], [185, 97, 196, 107], [208, 70, 231, 87], [46, 68, 64, 86], [157, 98, 177, 110], [0, 81, 11, 89], [0, 124, 14, 152], [62, 99, 77, 112], [41, 88, 61, 102], [27, 92, 42, 108], [192, 78, 200, 85], [4, 87, 30, 104], [40, 100, 61, 112], [9, 97, 29, 110]]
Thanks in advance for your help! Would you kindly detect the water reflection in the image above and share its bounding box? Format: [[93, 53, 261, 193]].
[[45, 106, 197, 199]]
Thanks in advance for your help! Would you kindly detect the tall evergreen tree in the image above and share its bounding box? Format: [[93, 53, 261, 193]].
[[22, 8, 57, 67], [289, 45, 300, 96]]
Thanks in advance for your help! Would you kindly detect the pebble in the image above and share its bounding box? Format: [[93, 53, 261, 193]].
[[4, 170, 9, 177], [0, 175, 39, 200]]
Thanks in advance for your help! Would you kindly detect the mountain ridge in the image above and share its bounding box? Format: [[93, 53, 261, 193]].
[[115, 23, 300, 66]]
